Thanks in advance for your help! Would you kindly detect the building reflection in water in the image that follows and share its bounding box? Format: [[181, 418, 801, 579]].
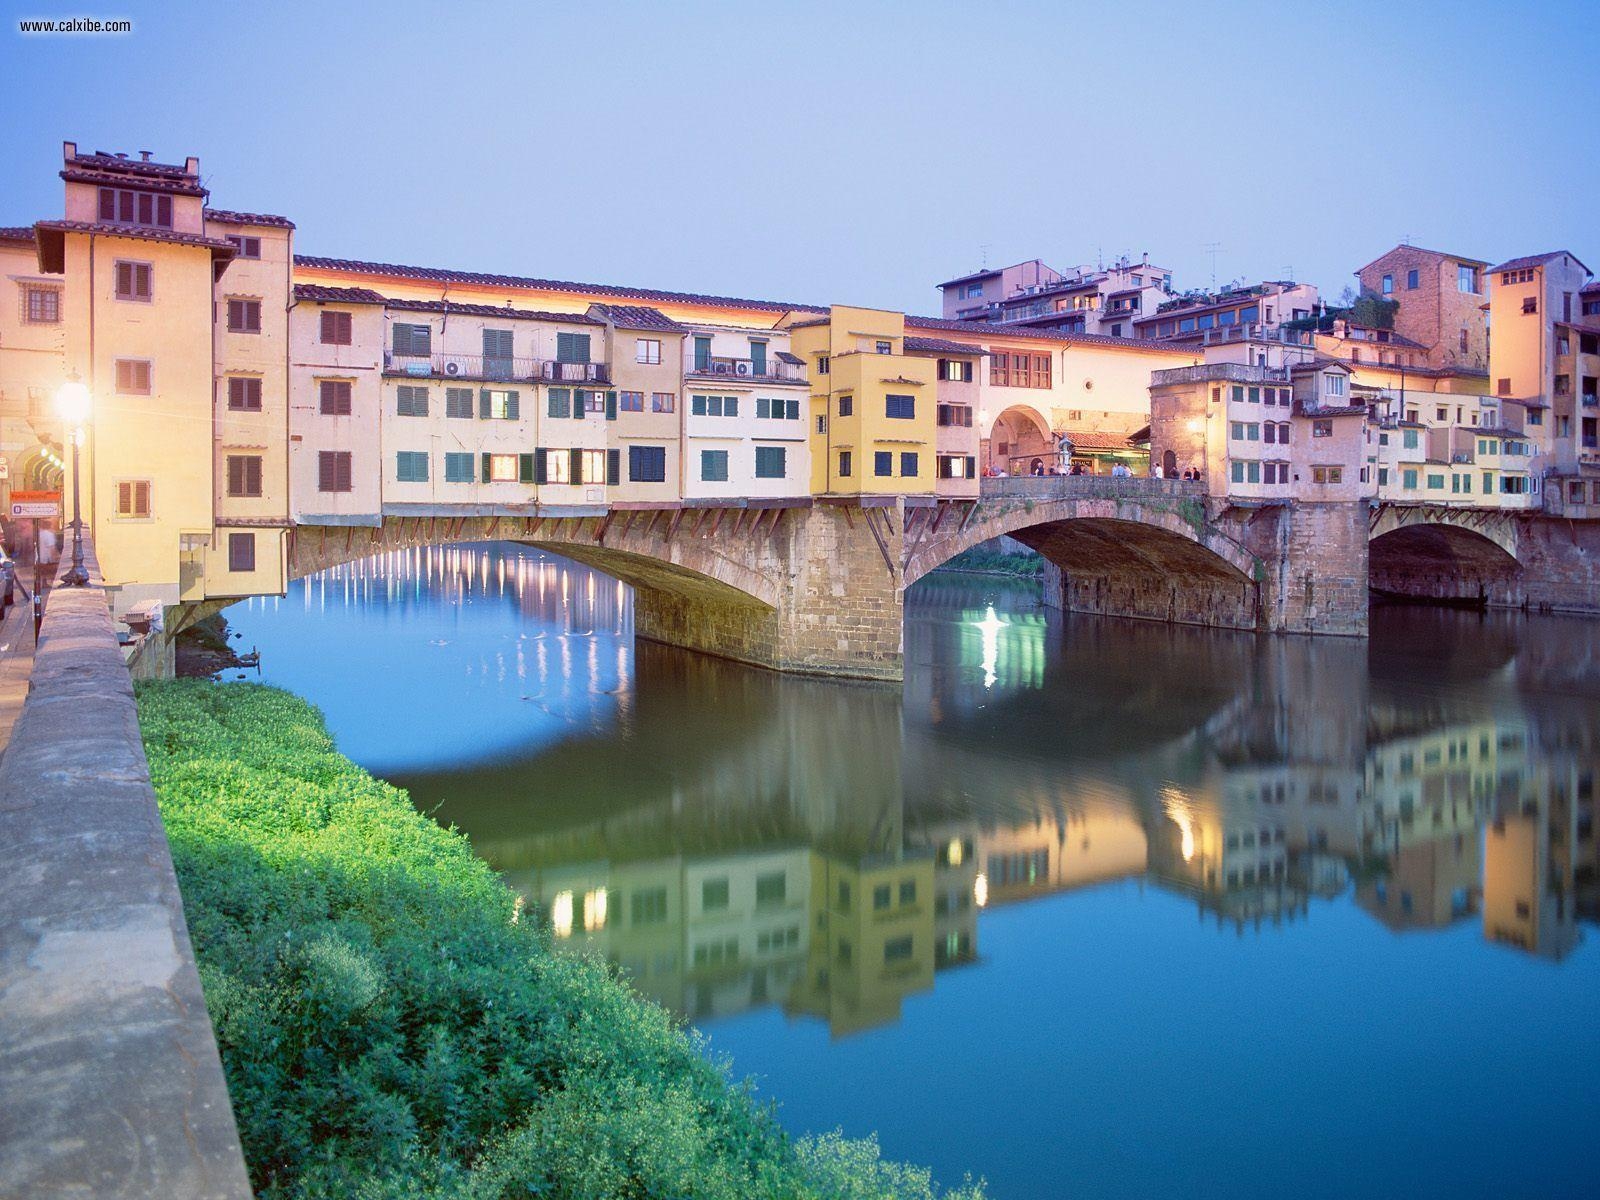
[[364, 549, 1600, 1036]]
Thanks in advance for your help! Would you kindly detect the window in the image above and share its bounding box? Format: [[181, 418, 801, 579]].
[[444, 452, 475, 483], [318, 451, 352, 492], [24, 285, 60, 323], [1402, 468, 1418, 490], [542, 449, 571, 484], [225, 454, 262, 497], [115, 358, 151, 394], [1554, 374, 1571, 396], [690, 394, 737, 417], [319, 379, 352, 415], [629, 445, 667, 482], [885, 393, 916, 420], [900, 452, 919, 477], [445, 387, 474, 418], [98, 187, 172, 228], [580, 389, 606, 414], [884, 936, 914, 965], [619, 390, 644, 412], [756, 872, 787, 907], [651, 392, 675, 413], [1327, 373, 1346, 397], [1402, 428, 1419, 450], [555, 331, 592, 363], [227, 532, 256, 573], [875, 339, 892, 354], [1312, 419, 1334, 438], [116, 479, 152, 518], [484, 388, 519, 419], [631, 888, 668, 926], [937, 454, 974, 478], [755, 446, 786, 479], [816, 355, 830, 375], [937, 403, 973, 427], [635, 338, 661, 364], [396, 385, 429, 417], [580, 449, 608, 484], [938, 358, 974, 382], [756, 397, 800, 420], [319, 310, 352, 345], [873, 884, 892, 911], [226, 234, 261, 259], [395, 451, 429, 482], [700, 449, 728, 482], [1522, 296, 1538, 315], [1406, 268, 1419, 290], [484, 453, 518, 482], [227, 377, 262, 411], [226, 298, 261, 333], [1382, 274, 1393, 294], [838, 450, 852, 478], [838, 394, 853, 416], [1312, 465, 1342, 485], [873, 451, 893, 477], [392, 323, 431, 357], [1458, 264, 1479, 293], [114, 260, 152, 301], [963, 282, 984, 298], [547, 388, 572, 418], [701, 878, 729, 912]]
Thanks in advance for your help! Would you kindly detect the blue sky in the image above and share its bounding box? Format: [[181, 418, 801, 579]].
[[4, 0, 1597, 313]]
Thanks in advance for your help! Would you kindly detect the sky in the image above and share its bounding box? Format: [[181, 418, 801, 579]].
[[3, 0, 1598, 314]]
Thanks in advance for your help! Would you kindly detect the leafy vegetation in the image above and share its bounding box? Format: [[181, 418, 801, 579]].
[[935, 543, 1045, 578], [137, 680, 984, 1200]]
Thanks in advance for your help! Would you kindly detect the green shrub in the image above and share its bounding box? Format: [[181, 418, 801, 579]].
[[137, 681, 984, 1200]]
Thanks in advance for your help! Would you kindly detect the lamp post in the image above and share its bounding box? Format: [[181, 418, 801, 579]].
[[55, 376, 91, 587]]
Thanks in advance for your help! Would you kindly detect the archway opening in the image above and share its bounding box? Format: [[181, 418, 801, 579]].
[[984, 405, 1056, 477], [1369, 523, 1522, 609]]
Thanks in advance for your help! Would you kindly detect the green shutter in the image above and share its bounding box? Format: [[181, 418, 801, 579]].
[[481, 453, 492, 483], [519, 453, 534, 483], [534, 448, 547, 484], [605, 390, 617, 421], [569, 448, 584, 483], [479, 389, 491, 419], [505, 390, 519, 421], [574, 390, 589, 419], [607, 448, 620, 486]]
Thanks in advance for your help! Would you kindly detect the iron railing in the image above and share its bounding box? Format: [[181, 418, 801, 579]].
[[384, 352, 610, 384], [1150, 362, 1292, 387], [685, 354, 806, 384], [980, 475, 1204, 501]]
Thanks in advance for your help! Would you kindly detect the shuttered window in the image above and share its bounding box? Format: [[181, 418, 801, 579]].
[[481, 389, 518, 419], [227, 377, 262, 411], [226, 454, 263, 497], [319, 311, 352, 345], [755, 446, 786, 479], [937, 455, 976, 479], [395, 451, 429, 482], [700, 450, 728, 482], [629, 444, 666, 482], [756, 397, 800, 420], [116, 479, 152, 517], [443, 452, 475, 483], [114, 260, 152, 301], [482, 328, 514, 361], [226, 298, 262, 333], [900, 452, 919, 477], [227, 532, 256, 573], [540, 448, 570, 484], [874, 451, 892, 477], [317, 451, 353, 492], [445, 387, 474, 418], [547, 388, 571, 418], [885, 394, 915, 420], [556, 332, 591, 364], [392, 323, 431, 357], [226, 235, 261, 259], [838, 450, 852, 477], [937, 403, 973, 427], [99, 187, 172, 228], [115, 359, 151, 394], [319, 379, 352, 415], [396, 385, 429, 417]]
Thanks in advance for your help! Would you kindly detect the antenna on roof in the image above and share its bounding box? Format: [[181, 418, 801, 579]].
[[979, 243, 990, 269], [1204, 242, 1222, 289]]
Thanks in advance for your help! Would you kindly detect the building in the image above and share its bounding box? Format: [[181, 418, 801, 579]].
[[1132, 279, 1319, 348], [1353, 243, 1489, 370], [938, 254, 1175, 337]]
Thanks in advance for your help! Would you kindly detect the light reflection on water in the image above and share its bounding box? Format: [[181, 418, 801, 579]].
[[226, 542, 1600, 1200]]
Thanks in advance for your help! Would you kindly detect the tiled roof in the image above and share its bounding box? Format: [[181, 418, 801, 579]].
[[1296, 401, 1365, 418], [33, 220, 235, 252], [903, 335, 990, 357], [782, 316, 829, 329], [588, 303, 687, 333], [1056, 429, 1142, 451], [1499, 395, 1548, 408], [293, 283, 386, 304], [295, 254, 824, 314], [775, 350, 804, 365], [71, 150, 191, 178], [1582, 281, 1600, 294], [0, 226, 34, 242], [937, 267, 1003, 288], [61, 163, 206, 197], [905, 313, 1191, 353], [1354, 244, 1489, 273], [205, 207, 295, 230], [1486, 250, 1590, 276], [384, 296, 604, 325], [1290, 356, 1353, 372]]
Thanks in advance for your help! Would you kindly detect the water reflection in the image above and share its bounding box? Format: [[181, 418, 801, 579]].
[[318, 559, 1600, 1038]]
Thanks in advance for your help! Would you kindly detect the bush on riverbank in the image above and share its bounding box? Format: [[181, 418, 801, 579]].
[[935, 544, 1044, 578], [137, 681, 983, 1200]]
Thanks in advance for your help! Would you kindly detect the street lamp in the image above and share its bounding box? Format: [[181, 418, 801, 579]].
[[56, 375, 91, 587]]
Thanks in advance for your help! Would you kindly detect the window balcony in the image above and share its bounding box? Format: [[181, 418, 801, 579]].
[[383, 351, 609, 384], [1151, 362, 1291, 387], [684, 354, 806, 384]]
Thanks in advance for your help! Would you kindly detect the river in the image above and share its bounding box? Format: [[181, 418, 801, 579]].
[[221, 541, 1600, 1200]]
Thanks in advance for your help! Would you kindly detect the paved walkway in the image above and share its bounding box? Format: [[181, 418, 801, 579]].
[[0, 587, 40, 757]]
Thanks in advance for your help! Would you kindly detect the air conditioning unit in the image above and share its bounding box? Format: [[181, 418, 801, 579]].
[[735, 361, 750, 376], [444, 360, 462, 376]]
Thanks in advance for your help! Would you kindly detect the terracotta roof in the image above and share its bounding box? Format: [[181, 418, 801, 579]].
[[384, 296, 603, 325], [1296, 401, 1365, 418], [1486, 250, 1592, 276], [782, 316, 829, 330], [587, 303, 687, 333], [1290, 357, 1353, 373], [1582, 281, 1600, 294], [70, 150, 191, 178], [0, 226, 34, 242], [1057, 429, 1142, 451], [905, 314, 1191, 354], [61, 163, 206, 197], [33, 220, 236, 279], [205, 207, 295, 230], [937, 267, 1003, 288], [903, 335, 990, 357], [1498, 396, 1548, 409], [295, 254, 823, 314], [1354, 244, 1489, 273], [293, 283, 386, 304], [775, 351, 803, 366]]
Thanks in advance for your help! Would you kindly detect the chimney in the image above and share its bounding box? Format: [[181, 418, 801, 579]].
[[139, 150, 152, 162], [62, 140, 77, 161]]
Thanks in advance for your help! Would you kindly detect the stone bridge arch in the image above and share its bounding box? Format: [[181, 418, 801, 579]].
[[1368, 504, 1524, 607], [905, 481, 1270, 633]]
